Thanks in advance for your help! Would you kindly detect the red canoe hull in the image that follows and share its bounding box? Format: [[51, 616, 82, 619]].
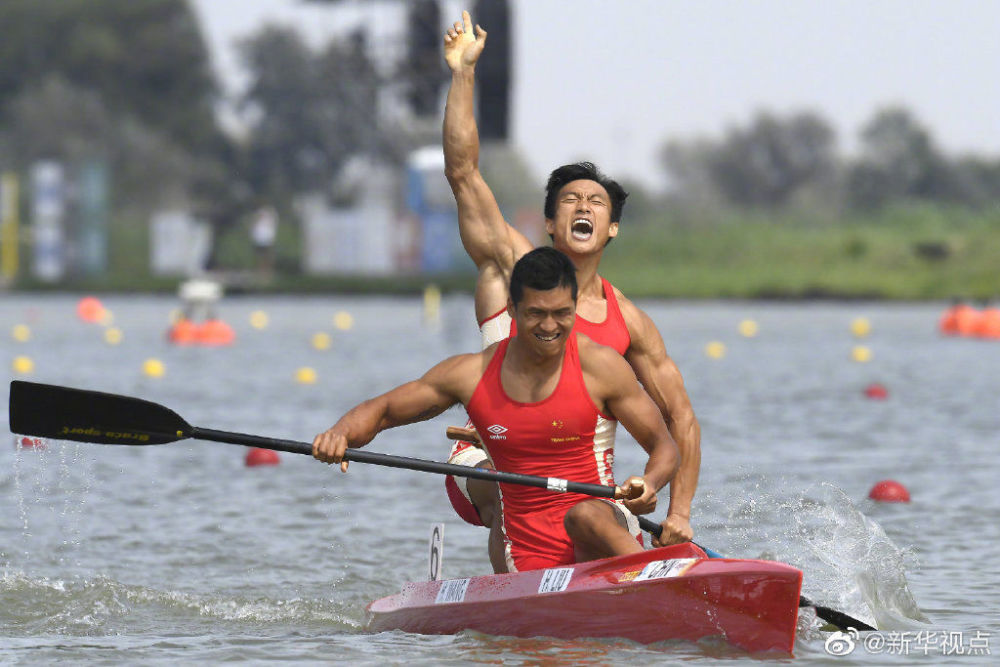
[[366, 543, 802, 653]]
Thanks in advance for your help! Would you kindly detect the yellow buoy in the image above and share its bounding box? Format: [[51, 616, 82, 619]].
[[333, 311, 354, 331], [738, 319, 758, 338], [143, 358, 165, 378], [705, 341, 726, 359], [12, 324, 31, 342], [851, 345, 872, 363], [423, 285, 441, 327], [851, 317, 871, 338], [295, 366, 318, 384], [104, 327, 123, 345], [12, 355, 34, 374], [250, 310, 269, 330], [311, 332, 332, 351]]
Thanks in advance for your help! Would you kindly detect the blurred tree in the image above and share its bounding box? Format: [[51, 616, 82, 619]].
[[846, 107, 944, 208], [237, 26, 381, 197], [0, 0, 220, 153], [661, 110, 838, 208]]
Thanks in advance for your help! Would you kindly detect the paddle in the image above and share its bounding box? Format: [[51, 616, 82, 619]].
[[637, 516, 875, 632], [8, 381, 630, 500], [11, 380, 875, 632]]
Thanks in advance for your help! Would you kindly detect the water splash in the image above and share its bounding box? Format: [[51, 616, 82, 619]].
[[715, 477, 927, 631]]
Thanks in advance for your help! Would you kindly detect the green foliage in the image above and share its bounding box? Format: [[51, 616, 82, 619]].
[[0, 0, 219, 152], [601, 204, 1000, 299], [237, 26, 381, 197]]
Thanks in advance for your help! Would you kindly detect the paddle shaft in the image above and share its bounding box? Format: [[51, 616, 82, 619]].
[[193, 427, 618, 499]]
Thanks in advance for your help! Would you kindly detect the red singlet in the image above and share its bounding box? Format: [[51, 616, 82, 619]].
[[499, 277, 631, 355], [465, 333, 616, 571]]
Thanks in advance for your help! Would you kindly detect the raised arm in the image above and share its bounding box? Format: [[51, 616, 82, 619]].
[[620, 299, 702, 546], [581, 339, 679, 516], [443, 11, 533, 277], [312, 354, 477, 470]]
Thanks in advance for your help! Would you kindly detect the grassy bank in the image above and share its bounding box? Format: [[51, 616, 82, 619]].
[[7, 203, 999, 299], [602, 203, 1000, 299]]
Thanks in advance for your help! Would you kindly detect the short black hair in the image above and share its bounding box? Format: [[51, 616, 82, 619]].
[[544, 161, 628, 223], [509, 247, 578, 307]]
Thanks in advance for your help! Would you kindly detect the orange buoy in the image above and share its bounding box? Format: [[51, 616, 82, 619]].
[[974, 307, 1000, 339], [196, 318, 236, 346], [864, 383, 888, 399], [954, 304, 982, 337], [868, 480, 910, 503], [245, 447, 280, 467], [939, 304, 962, 335], [77, 296, 106, 323], [168, 318, 199, 345]]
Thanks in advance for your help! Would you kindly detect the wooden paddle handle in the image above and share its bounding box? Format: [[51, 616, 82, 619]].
[[446, 425, 482, 444]]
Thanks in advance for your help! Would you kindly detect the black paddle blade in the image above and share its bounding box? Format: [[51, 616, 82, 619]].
[[806, 597, 877, 631], [9, 381, 192, 446]]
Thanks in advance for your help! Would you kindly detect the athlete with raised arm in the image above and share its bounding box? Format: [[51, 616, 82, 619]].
[[442, 11, 701, 565]]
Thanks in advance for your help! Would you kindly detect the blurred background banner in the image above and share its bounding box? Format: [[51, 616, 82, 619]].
[[30, 161, 66, 283]]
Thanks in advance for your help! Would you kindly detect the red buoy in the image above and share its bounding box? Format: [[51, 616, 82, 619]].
[[245, 447, 280, 467], [17, 436, 47, 450], [864, 383, 888, 399], [868, 479, 910, 503], [77, 296, 105, 323]]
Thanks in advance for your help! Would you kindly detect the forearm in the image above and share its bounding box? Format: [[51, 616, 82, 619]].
[[665, 412, 701, 518], [443, 68, 480, 181], [334, 396, 392, 449], [642, 437, 680, 493]]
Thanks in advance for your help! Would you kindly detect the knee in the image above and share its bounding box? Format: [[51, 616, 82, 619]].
[[563, 501, 605, 540]]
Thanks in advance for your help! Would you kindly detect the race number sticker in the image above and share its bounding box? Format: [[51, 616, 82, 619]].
[[538, 568, 574, 593], [634, 558, 697, 581], [435, 578, 470, 604]]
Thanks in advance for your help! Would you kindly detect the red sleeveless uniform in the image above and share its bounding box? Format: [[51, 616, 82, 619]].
[[445, 277, 631, 526], [465, 333, 616, 571]]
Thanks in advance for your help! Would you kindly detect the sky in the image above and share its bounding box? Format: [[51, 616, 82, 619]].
[[191, 0, 1000, 191]]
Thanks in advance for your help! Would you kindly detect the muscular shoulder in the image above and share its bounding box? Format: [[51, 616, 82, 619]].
[[577, 333, 638, 393], [425, 347, 495, 399], [608, 283, 665, 356]]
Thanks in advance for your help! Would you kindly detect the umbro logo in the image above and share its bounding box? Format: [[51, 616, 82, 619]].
[[486, 424, 508, 439]]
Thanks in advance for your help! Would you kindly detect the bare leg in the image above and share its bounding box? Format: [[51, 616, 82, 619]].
[[564, 499, 643, 563], [467, 466, 507, 574]]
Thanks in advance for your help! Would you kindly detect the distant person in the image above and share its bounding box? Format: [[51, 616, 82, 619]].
[[251, 205, 278, 277], [313, 248, 679, 571], [441, 10, 701, 567]]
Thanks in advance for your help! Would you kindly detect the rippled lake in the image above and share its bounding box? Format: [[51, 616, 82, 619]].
[[2, 293, 998, 664]]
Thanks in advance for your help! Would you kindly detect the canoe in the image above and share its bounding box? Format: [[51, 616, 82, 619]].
[[366, 542, 803, 653]]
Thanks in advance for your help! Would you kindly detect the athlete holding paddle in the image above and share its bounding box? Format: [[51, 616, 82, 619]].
[[312, 248, 679, 571], [441, 11, 701, 566]]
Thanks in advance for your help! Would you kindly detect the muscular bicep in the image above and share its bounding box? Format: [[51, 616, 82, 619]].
[[624, 307, 694, 427], [377, 355, 474, 430]]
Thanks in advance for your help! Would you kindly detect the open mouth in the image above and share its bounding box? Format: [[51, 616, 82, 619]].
[[571, 219, 593, 241], [535, 332, 560, 342]]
